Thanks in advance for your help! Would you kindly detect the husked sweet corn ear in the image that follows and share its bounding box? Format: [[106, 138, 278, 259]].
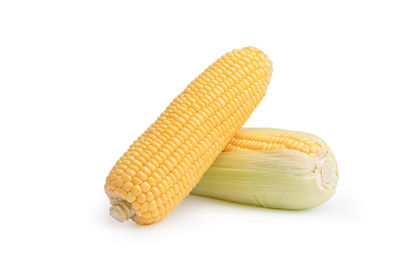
[[191, 128, 338, 210], [105, 47, 273, 225]]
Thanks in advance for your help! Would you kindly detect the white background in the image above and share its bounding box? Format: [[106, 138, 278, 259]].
[[1, 0, 399, 266]]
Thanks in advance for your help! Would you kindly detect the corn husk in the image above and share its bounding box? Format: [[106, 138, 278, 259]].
[[191, 128, 338, 210]]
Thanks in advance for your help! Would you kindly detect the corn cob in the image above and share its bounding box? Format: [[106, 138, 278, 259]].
[[105, 47, 273, 225], [191, 128, 338, 210]]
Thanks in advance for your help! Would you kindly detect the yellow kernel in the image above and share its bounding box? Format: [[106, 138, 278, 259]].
[[174, 184, 180, 192], [125, 168, 136, 177], [166, 176, 173, 187], [136, 171, 148, 181], [295, 142, 304, 149], [151, 187, 161, 197], [109, 181, 117, 190], [135, 210, 143, 217], [162, 180, 169, 190], [147, 177, 157, 186], [151, 209, 159, 217], [153, 172, 162, 182], [143, 212, 152, 219], [141, 202, 148, 212], [148, 200, 157, 211], [169, 173, 177, 184], [121, 173, 131, 183], [161, 147, 172, 157], [126, 192, 135, 203], [116, 176, 123, 187], [141, 182, 151, 192], [146, 191, 154, 201], [132, 185, 142, 196], [115, 168, 123, 175], [132, 177, 143, 184], [159, 165, 170, 176], [159, 205, 165, 214], [137, 194, 146, 203], [155, 198, 162, 207], [167, 190, 173, 199], [123, 182, 133, 192], [164, 143, 175, 153], [174, 165, 184, 177], [153, 154, 163, 164], [164, 160, 174, 171], [137, 155, 148, 165], [133, 201, 141, 210], [169, 157, 178, 167], [142, 166, 152, 176], [147, 145, 157, 154], [120, 190, 127, 198], [157, 183, 166, 193], [146, 162, 157, 172]]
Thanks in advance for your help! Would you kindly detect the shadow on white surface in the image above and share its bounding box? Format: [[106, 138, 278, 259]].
[[98, 191, 359, 231]]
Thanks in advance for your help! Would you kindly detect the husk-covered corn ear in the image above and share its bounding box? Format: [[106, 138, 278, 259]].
[[191, 128, 338, 210]]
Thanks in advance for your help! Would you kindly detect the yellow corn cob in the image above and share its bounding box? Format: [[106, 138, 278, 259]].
[[191, 128, 338, 209], [105, 47, 273, 225]]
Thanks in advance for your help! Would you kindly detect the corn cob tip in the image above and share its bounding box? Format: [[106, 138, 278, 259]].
[[319, 160, 338, 191], [109, 198, 134, 223]]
